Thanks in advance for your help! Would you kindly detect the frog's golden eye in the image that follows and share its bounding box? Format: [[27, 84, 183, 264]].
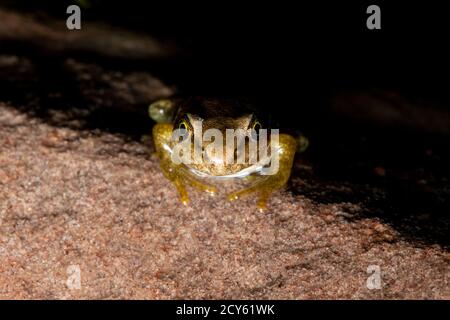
[[177, 119, 191, 141], [252, 120, 262, 132], [179, 119, 190, 131], [250, 120, 262, 140]]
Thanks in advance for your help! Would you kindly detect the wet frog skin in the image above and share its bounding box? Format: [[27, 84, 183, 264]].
[[149, 97, 300, 211]]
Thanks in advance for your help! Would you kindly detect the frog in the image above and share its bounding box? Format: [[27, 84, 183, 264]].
[[148, 96, 308, 211]]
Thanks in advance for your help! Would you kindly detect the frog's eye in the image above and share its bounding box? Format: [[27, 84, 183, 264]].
[[179, 119, 190, 131], [177, 119, 191, 141], [252, 120, 262, 133], [250, 120, 262, 140]]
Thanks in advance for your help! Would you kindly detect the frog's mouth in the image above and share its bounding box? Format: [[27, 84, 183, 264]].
[[164, 142, 275, 179], [185, 150, 276, 179], [186, 162, 266, 179]]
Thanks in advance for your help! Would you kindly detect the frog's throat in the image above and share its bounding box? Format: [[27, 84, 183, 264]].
[[163, 144, 274, 180]]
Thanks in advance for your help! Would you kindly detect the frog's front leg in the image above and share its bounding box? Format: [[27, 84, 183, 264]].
[[152, 123, 216, 205], [228, 134, 297, 211]]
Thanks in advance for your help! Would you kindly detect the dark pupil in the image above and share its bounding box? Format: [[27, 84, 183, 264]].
[[179, 122, 186, 130], [254, 123, 261, 132]]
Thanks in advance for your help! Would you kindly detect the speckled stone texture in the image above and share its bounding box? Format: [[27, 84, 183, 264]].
[[0, 103, 448, 299]]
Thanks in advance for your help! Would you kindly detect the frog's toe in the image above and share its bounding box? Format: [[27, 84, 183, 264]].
[[202, 185, 217, 196], [227, 186, 258, 202], [227, 188, 272, 211], [187, 176, 217, 195], [257, 191, 270, 212], [173, 179, 190, 205], [227, 193, 239, 201], [295, 134, 309, 153], [149, 99, 176, 123]]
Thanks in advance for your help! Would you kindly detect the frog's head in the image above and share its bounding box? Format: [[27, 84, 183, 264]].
[[150, 97, 269, 176]]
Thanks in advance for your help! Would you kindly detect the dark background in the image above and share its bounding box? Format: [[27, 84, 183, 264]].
[[4, 1, 449, 102]]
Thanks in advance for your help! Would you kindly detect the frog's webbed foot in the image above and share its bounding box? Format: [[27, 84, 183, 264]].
[[227, 133, 297, 211]]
